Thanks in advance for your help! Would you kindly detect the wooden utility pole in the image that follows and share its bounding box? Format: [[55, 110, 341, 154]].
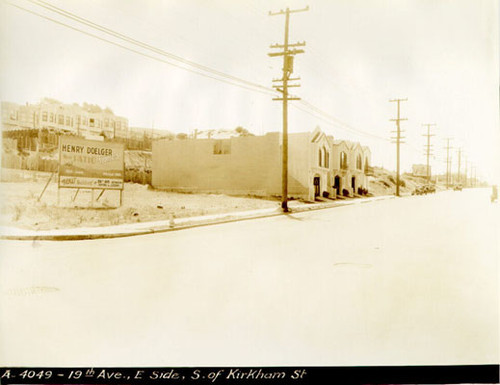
[[469, 163, 473, 188], [444, 137, 453, 189], [457, 148, 462, 186], [269, 6, 308, 212], [464, 158, 469, 187], [389, 98, 407, 197], [422, 123, 436, 183]]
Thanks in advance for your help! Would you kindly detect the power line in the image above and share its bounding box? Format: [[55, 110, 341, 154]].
[[13, 0, 391, 144], [6, 2, 358, 132], [290, 102, 424, 158], [7, 0, 418, 150], [297, 99, 389, 142], [5, 0, 277, 96], [27, 0, 278, 94]]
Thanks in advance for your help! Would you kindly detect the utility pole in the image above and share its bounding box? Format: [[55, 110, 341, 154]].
[[464, 158, 468, 188], [422, 123, 436, 183], [269, 6, 308, 212], [389, 98, 407, 197], [450, 154, 454, 185], [457, 147, 462, 186], [444, 137, 453, 189]]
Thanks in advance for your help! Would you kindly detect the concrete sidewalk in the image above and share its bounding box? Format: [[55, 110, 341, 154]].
[[0, 195, 394, 241]]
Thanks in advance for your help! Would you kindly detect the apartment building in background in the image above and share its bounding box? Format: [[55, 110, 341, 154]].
[[1, 99, 129, 139]]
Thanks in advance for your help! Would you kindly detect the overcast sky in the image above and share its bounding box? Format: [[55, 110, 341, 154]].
[[1, 0, 498, 181]]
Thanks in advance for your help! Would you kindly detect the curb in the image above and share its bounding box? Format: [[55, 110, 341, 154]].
[[0, 195, 394, 241]]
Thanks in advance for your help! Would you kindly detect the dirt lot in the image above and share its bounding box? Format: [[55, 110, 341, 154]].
[[0, 169, 280, 230], [0, 167, 433, 231]]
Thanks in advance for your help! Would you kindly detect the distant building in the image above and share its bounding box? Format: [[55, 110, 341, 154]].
[[193, 127, 253, 139], [1, 99, 128, 139], [128, 127, 173, 141], [412, 164, 429, 177]]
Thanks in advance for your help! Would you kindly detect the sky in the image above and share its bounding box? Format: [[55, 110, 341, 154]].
[[1, 0, 499, 181]]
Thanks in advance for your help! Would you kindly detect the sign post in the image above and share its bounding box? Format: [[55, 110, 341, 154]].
[[58, 136, 124, 206]]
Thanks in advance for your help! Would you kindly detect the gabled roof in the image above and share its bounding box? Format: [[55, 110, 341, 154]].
[[310, 126, 329, 144], [344, 141, 362, 152], [331, 140, 350, 152]]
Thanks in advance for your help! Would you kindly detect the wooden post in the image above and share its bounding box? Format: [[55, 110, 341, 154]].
[[96, 189, 105, 201], [37, 170, 55, 202], [72, 188, 80, 202]]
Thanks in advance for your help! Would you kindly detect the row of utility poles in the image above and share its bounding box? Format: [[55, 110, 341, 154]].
[[269, 6, 478, 207], [389, 100, 478, 196], [444, 142, 476, 188]]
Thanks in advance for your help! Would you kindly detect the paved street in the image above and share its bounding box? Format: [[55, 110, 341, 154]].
[[0, 188, 498, 367]]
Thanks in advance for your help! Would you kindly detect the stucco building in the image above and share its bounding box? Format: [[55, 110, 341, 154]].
[[153, 128, 335, 201], [330, 140, 371, 196], [153, 127, 371, 201], [153, 132, 282, 197]]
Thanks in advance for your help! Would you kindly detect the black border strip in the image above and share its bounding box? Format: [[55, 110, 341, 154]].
[[0, 365, 498, 384]]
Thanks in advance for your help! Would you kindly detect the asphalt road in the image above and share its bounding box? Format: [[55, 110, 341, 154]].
[[0, 188, 498, 367]]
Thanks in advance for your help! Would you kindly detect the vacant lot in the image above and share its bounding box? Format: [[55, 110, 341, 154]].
[[0, 169, 280, 230], [0, 167, 429, 231]]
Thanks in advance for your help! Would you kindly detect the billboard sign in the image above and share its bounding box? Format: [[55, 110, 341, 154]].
[[412, 164, 429, 177], [58, 136, 124, 190]]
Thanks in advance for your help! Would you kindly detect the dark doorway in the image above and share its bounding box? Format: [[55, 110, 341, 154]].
[[351, 176, 356, 193], [334, 176, 341, 196], [314, 176, 321, 197]]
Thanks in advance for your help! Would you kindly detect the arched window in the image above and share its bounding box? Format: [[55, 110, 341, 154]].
[[320, 146, 328, 168], [340, 151, 348, 169], [364, 157, 370, 172], [356, 154, 362, 170], [324, 147, 329, 168], [318, 148, 322, 167]]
